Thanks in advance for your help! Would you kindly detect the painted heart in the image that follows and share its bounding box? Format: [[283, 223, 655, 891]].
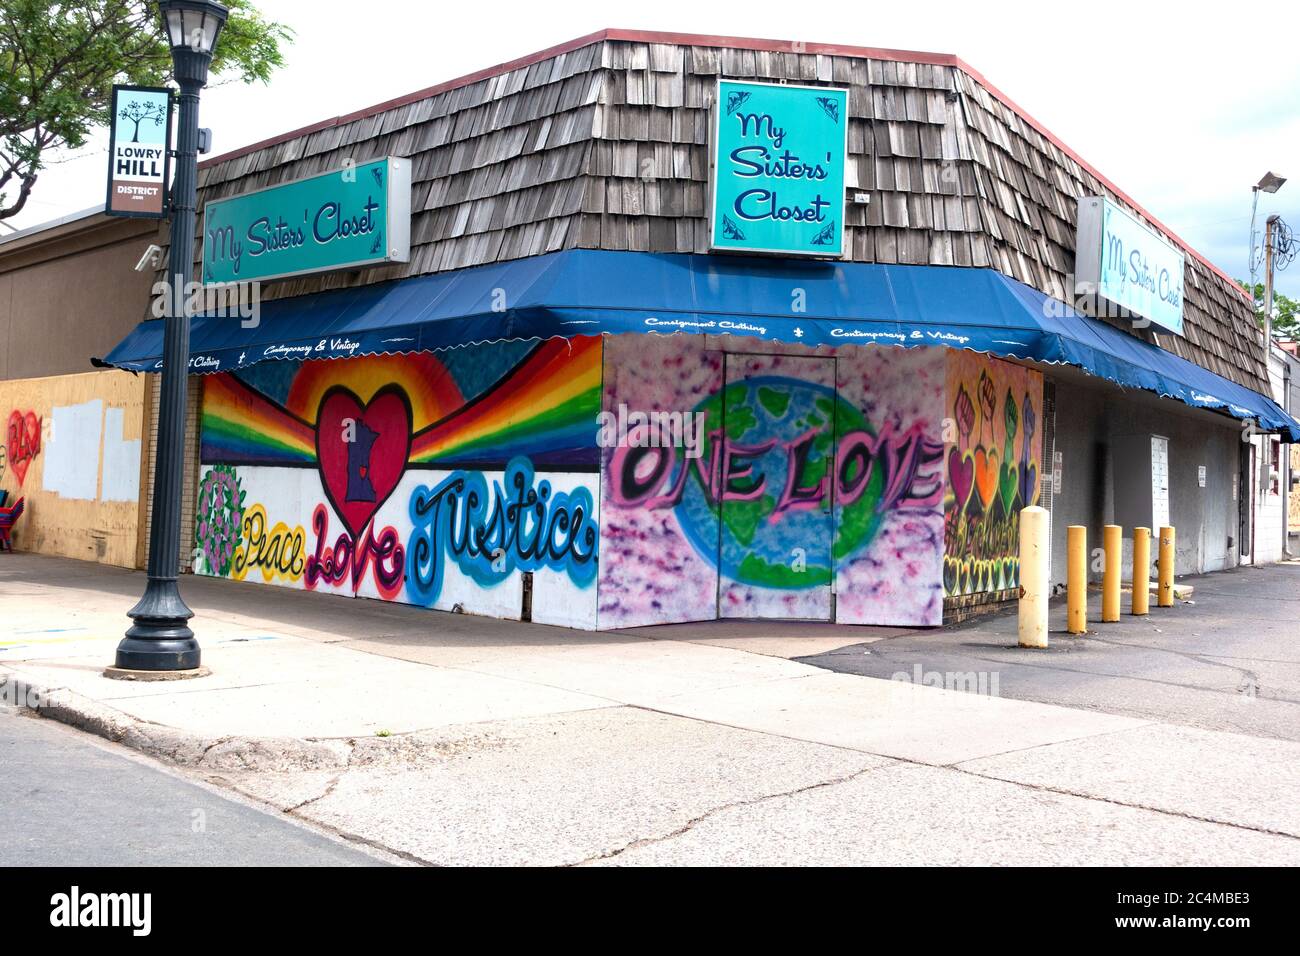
[[942, 557, 959, 596], [998, 459, 1019, 515], [947, 447, 975, 512], [1020, 460, 1038, 507], [6, 410, 41, 487], [315, 386, 412, 540], [972, 446, 998, 511], [1002, 557, 1018, 589]]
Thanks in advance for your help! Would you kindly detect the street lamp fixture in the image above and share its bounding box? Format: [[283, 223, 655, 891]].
[[114, 0, 228, 673], [160, 0, 227, 55], [1249, 171, 1288, 339], [1256, 172, 1287, 195]]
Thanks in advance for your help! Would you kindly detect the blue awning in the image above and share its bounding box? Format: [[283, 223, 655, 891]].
[[99, 249, 1300, 440]]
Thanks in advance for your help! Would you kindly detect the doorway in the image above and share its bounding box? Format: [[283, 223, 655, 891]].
[[1240, 442, 1255, 564], [716, 353, 836, 621]]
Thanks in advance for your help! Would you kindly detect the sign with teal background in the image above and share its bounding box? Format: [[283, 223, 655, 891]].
[[202, 157, 411, 285], [710, 80, 848, 257], [1075, 195, 1185, 337]]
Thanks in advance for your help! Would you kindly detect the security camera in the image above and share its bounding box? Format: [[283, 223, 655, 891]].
[[135, 244, 163, 272]]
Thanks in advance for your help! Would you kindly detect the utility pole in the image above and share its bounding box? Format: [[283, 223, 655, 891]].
[[1261, 212, 1296, 560], [1250, 172, 1286, 344], [1265, 214, 1279, 346], [1247, 173, 1287, 567]]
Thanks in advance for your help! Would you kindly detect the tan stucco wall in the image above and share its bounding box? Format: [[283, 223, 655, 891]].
[[0, 213, 160, 380]]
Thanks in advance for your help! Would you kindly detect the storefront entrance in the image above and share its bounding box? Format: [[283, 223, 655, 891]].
[[716, 353, 836, 621], [1240, 443, 1256, 564]]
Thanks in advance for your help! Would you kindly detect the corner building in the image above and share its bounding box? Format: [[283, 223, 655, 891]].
[[101, 30, 1299, 629]]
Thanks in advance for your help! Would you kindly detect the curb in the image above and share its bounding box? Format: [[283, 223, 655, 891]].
[[2, 671, 372, 772]]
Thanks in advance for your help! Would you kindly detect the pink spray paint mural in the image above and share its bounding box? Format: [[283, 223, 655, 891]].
[[597, 336, 947, 628], [835, 345, 947, 625], [598, 337, 723, 626]]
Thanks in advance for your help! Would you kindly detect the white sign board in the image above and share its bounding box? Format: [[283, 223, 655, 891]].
[[1198, 465, 1207, 488], [1151, 436, 1170, 531], [1075, 196, 1186, 337]]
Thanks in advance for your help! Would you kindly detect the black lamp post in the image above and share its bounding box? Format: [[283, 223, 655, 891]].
[[116, 0, 228, 672]]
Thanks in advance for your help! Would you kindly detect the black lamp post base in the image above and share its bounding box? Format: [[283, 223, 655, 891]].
[[118, 578, 199, 670], [115, 631, 201, 671]]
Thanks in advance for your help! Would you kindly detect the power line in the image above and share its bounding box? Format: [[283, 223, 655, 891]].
[[1272, 217, 1297, 272]]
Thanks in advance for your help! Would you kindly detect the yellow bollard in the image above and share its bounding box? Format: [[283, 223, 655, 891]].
[[1158, 526, 1175, 607], [1102, 524, 1121, 622], [1132, 527, 1150, 616], [1018, 506, 1049, 648], [1067, 525, 1087, 634]]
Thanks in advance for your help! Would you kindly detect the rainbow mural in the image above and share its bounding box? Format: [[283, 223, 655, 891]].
[[200, 338, 603, 471], [200, 374, 315, 464], [410, 337, 602, 468], [195, 336, 604, 628]]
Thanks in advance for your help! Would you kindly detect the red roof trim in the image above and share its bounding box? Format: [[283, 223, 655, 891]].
[[203, 27, 1249, 302]]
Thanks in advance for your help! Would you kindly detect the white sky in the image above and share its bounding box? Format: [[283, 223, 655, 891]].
[[9, 0, 1300, 296]]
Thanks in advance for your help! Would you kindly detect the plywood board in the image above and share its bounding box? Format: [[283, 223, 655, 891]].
[[0, 370, 147, 567]]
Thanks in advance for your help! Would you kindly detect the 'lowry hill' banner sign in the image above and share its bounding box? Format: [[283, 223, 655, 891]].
[[105, 85, 173, 219], [202, 157, 412, 285], [710, 79, 848, 258]]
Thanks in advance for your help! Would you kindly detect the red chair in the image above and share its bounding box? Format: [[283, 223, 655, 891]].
[[0, 497, 24, 552]]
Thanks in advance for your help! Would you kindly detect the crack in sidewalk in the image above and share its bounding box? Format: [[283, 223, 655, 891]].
[[952, 766, 1300, 842], [202, 769, 434, 867], [568, 749, 1299, 867], [566, 760, 895, 866], [284, 772, 346, 814]]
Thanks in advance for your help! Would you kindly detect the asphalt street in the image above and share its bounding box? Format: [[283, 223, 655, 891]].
[[0, 709, 388, 866], [800, 563, 1300, 741]]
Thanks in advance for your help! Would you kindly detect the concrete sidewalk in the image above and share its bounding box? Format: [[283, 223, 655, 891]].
[[4, 554, 1300, 865], [1, 554, 1129, 768]]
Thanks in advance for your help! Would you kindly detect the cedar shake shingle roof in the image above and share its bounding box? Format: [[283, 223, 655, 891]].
[[176, 28, 1268, 392]]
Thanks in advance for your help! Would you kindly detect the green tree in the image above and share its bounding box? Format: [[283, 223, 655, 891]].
[[0, 0, 291, 219], [1239, 280, 1300, 340]]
